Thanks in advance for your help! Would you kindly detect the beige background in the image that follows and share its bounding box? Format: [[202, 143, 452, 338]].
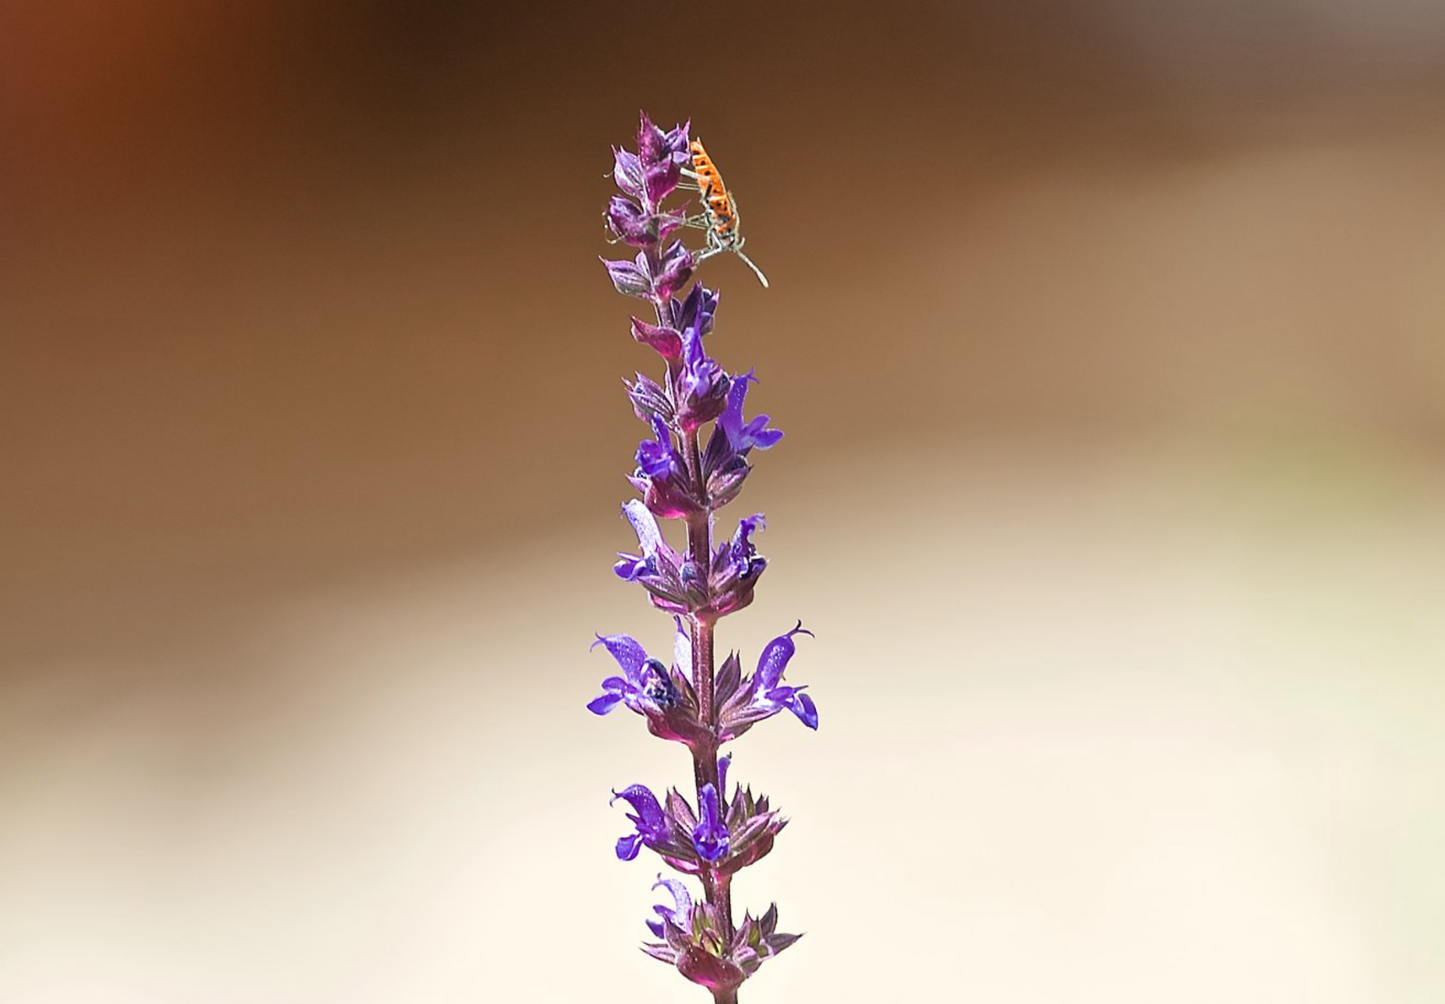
[[3, 1, 1445, 1000]]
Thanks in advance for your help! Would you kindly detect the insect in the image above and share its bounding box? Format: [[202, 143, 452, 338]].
[[681, 139, 770, 288]]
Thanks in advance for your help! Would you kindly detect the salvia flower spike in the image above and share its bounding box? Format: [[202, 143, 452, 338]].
[[592, 112, 811, 1003]]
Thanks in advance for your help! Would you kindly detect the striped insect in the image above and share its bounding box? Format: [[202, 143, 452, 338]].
[[681, 139, 770, 288]]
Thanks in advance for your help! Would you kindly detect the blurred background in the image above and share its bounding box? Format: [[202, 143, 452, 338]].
[[3, 0, 1444, 1001]]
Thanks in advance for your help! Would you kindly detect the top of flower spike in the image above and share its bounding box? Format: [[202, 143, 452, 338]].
[[603, 113, 693, 276], [637, 112, 691, 171], [614, 113, 690, 209]]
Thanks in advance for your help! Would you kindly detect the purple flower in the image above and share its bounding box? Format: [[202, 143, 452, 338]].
[[610, 784, 669, 861], [636, 416, 681, 481], [611, 501, 702, 614], [612, 500, 679, 585], [691, 783, 729, 862], [750, 623, 818, 729], [675, 310, 729, 429], [589, 614, 714, 746], [715, 623, 818, 737], [646, 875, 693, 938], [717, 514, 767, 580], [720, 370, 784, 453], [669, 283, 719, 340], [612, 554, 652, 581], [587, 633, 678, 716], [631, 423, 701, 519], [704, 514, 768, 617]]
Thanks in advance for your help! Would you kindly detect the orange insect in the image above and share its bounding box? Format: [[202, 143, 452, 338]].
[[682, 139, 770, 288]]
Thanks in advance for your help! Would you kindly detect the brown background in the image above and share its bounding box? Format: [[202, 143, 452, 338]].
[[3, 1, 1444, 1001]]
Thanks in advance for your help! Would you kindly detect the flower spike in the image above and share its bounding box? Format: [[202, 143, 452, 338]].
[[590, 113, 811, 1000]]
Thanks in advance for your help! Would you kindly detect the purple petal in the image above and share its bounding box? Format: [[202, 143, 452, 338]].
[[637, 416, 677, 480], [651, 875, 693, 927], [591, 633, 648, 677], [717, 753, 731, 801], [733, 514, 765, 555], [792, 691, 818, 730], [671, 283, 719, 338], [587, 691, 625, 716], [613, 554, 650, 581], [720, 371, 755, 448], [611, 784, 667, 838], [755, 621, 811, 692], [622, 499, 665, 557], [744, 414, 784, 450], [616, 832, 644, 861], [646, 919, 665, 938], [691, 783, 729, 862], [721, 371, 784, 452], [765, 686, 818, 730], [722, 511, 768, 572], [673, 615, 693, 683]]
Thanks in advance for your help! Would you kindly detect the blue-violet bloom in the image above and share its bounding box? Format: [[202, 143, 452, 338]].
[[720, 371, 784, 454], [691, 783, 729, 862], [611, 784, 669, 861], [647, 875, 694, 938]]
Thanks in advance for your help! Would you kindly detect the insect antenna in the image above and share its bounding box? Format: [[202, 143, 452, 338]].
[[734, 247, 770, 289]]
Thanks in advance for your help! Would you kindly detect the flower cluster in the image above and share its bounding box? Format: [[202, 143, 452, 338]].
[[607, 754, 786, 875], [591, 113, 813, 1003], [641, 879, 802, 995]]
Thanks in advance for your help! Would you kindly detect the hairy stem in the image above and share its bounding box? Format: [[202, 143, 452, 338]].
[[653, 290, 737, 981], [682, 427, 735, 946]]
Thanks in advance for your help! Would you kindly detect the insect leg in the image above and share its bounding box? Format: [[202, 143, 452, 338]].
[[693, 227, 727, 261]]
